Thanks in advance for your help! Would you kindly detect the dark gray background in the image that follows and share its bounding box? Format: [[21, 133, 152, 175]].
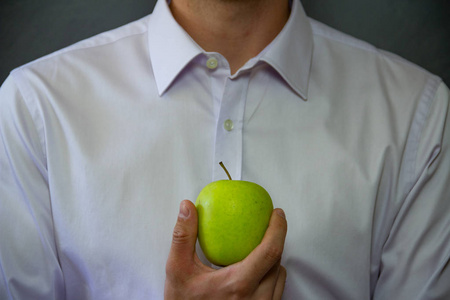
[[1, 0, 449, 85]]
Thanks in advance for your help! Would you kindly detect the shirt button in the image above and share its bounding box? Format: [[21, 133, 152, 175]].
[[223, 119, 234, 131], [206, 57, 218, 69]]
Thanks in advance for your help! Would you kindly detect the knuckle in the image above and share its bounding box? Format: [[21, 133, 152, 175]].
[[165, 262, 176, 279], [172, 225, 190, 244], [165, 258, 183, 280], [165, 258, 178, 275], [165, 259, 190, 287], [223, 269, 254, 298], [264, 244, 283, 262], [274, 212, 288, 232], [229, 278, 252, 298]]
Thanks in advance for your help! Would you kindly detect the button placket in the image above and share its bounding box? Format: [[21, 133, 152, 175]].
[[213, 75, 249, 181]]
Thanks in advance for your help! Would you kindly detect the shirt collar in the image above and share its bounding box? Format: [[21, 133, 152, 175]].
[[260, 0, 313, 100], [148, 0, 313, 100], [147, 0, 203, 96]]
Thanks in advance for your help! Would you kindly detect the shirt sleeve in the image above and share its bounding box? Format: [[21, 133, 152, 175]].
[[0, 73, 65, 299], [373, 81, 450, 299]]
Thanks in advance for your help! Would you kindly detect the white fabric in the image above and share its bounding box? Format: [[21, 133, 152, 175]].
[[1, 0, 449, 299]]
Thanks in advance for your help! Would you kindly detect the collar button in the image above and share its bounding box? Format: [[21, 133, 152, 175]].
[[206, 57, 218, 69]]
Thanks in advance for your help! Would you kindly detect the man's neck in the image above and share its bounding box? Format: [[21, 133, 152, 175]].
[[169, 0, 290, 74]]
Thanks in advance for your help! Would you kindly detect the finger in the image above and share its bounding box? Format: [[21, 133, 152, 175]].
[[273, 265, 287, 300], [239, 208, 287, 282], [166, 200, 198, 273], [253, 260, 281, 299]]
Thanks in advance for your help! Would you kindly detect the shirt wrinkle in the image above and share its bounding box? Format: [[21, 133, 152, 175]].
[[10, 69, 47, 164], [403, 75, 442, 196], [1, 0, 449, 299]]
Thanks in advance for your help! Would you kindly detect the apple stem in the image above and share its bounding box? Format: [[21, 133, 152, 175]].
[[219, 161, 232, 180]]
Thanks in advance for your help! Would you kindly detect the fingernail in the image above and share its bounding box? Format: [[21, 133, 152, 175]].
[[276, 209, 286, 219], [179, 201, 190, 219]]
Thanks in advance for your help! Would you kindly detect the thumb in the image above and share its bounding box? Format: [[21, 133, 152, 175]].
[[167, 200, 198, 265]]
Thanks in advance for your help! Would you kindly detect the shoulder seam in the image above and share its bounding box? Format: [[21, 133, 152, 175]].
[[403, 75, 442, 197], [309, 18, 378, 54], [18, 16, 149, 71], [309, 18, 437, 80]]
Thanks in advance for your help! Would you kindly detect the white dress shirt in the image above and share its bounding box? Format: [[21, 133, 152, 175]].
[[1, 0, 449, 299]]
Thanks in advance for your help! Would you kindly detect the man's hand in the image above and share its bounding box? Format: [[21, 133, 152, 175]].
[[164, 200, 288, 300]]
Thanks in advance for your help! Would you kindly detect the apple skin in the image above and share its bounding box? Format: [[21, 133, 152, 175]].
[[196, 180, 273, 266]]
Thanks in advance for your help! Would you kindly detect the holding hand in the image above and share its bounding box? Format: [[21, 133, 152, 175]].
[[164, 200, 288, 300]]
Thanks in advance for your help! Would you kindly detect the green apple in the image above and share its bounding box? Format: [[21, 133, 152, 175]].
[[196, 162, 273, 266]]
